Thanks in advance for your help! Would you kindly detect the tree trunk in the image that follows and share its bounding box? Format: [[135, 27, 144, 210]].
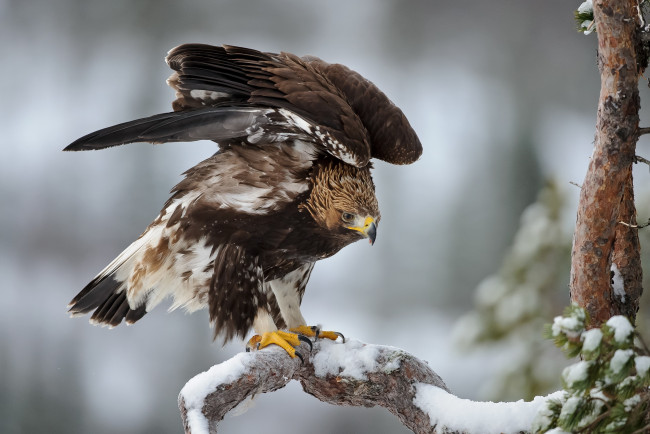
[[570, 0, 643, 327]]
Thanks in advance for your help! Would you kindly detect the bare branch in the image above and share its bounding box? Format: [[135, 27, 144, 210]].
[[634, 155, 650, 167], [618, 218, 650, 228], [178, 339, 559, 434]]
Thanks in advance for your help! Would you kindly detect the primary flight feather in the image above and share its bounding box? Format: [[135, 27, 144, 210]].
[[66, 44, 422, 357]]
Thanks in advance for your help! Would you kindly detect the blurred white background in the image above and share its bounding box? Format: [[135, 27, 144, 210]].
[[4, 0, 649, 433]]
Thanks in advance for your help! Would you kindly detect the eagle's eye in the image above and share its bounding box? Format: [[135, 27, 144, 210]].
[[341, 212, 355, 223]]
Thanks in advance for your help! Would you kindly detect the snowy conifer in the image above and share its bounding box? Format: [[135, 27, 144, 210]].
[[534, 306, 650, 433]]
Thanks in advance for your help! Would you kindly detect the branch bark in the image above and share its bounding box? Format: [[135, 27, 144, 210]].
[[612, 173, 643, 319], [570, 0, 643, 327], [178, 339, 559, 434]]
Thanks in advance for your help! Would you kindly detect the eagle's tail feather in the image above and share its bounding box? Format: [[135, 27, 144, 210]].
[[68, 275, 120, 314], [68, 232, 154, 327], [68, 272, 148, 328], [63, 106, 272, 151]]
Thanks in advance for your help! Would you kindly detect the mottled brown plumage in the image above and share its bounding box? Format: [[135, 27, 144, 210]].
[[66, 44, 420, 344]]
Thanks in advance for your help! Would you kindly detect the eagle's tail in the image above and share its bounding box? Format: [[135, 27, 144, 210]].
[[67, 274, 146, 327], [67, 236, 150, 327], [68, 200, 213, 328]]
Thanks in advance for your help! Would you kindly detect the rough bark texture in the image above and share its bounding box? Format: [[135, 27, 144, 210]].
[[178, 339, 453, 434], [612, 173, 643, 319], [570, 0, 642, 327]]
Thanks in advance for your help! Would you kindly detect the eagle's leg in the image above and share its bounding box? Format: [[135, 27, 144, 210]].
[[247, 309, 311, 359], [247, 330, 311, 359], [290, 325, 345, 343]]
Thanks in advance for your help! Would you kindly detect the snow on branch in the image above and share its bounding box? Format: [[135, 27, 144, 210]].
[[178, 338, 560, 433]]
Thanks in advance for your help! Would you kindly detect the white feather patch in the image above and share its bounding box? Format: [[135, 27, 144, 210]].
[[268, 263, 313, 329], [197, 141, 315, 215], [189, 89, 230, 101]]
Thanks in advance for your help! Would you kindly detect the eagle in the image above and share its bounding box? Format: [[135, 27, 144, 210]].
[[66, 44, 422, 358]]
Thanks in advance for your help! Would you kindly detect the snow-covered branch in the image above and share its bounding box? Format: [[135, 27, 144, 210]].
[[178, 339, 560, 433]]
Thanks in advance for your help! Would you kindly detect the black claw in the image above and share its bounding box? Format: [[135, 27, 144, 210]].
[[295, 350, 305, 364], [246, 347, 251, 352], [335, 332, 346, 343], [298, 334, 313, 351]]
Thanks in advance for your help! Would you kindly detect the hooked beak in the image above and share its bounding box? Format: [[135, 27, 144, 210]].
[[348, 216, 377, 245], [365, 221, 377, 245]]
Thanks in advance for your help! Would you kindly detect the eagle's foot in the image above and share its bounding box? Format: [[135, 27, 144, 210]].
[[246, 330, 312, 361], [290, 325, 345, 343]]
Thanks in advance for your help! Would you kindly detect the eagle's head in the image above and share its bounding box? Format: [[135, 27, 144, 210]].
[[303, 160, 380, 245]]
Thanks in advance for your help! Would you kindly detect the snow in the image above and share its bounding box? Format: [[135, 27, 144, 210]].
[[577, 0, 594, 35], [494, 286, 540, 329], [559, 396, 581, 422], [581, 21, 594, 34], [475, 276, 508, 308], [611, 263, 625, 303], [533, 398, 557, 432], [635, 355, 650, 377], [229, 394, 257, 417], [604, 417, 627, 431], [184, 409, 209, 434], [609, 349, 634, 374], [606, 316, 634, 343], [181, 352, 248, 405], [581, 328, 603, 353], [413, 383, 563, 433], [179, 352, 249, 433], [312, 339, 380, 380], [578, 0, 593, 14], [551, 313, 584, 339], [589, 387, 609, 403], [562, 361, 591, 387], [624, 394, 641, 412]]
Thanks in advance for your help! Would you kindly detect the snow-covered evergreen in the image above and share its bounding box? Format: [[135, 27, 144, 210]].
[[534, 305, 650, 433]]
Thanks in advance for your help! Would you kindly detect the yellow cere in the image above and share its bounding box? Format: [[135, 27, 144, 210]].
[[348, 216, 375, 234]]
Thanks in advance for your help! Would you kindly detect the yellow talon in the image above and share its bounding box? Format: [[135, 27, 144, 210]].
[[246, 330, 302, 358], [290, 325, 343, 342], [316, 330, 342, 341]]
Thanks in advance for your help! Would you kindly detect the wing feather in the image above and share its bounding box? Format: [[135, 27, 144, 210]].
[[64, 105, 331, 153], [170, 44, 370, 165], [65, 107, 278, 151], [67, 44, 420, 165]]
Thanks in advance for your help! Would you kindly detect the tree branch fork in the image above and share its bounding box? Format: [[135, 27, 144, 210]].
[[178, 339, 560, 434]]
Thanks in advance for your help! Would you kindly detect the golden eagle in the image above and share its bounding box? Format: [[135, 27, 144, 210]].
[[66, 44, 421, 358]]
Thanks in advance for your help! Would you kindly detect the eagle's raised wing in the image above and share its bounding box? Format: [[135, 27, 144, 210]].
[[65, 44, 422, 167], [64, 106, 314, 151]]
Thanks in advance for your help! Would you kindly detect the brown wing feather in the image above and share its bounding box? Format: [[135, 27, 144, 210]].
[[312, 62, 423, 165], [164, 44, 421, 167]]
